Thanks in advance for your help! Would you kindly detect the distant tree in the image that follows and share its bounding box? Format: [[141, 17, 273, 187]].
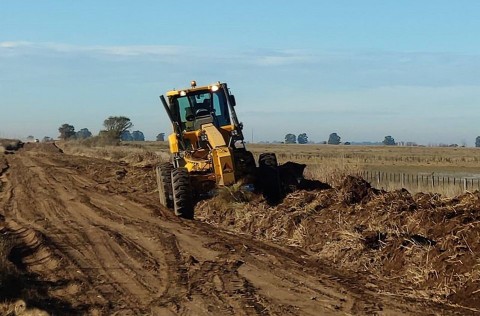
[[383, 135, 396, 146], [131, 130, 145, 141], [476, 136, 480, 148], [156, 133, 165, 142], [76, 128, 92, 139], [58, 124, 76, 140], [285, 133, 296, 144], [103, 116, 133, 139], [120, 131, 133, 141], [344, 142, 351, 145], [26, 135, 35, 142], [297, 133, 308, 144], [327, 133, 341, 145], [42, 136, 53, 142]]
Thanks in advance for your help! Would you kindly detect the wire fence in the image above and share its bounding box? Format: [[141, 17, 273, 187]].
[[360, 170, 480, 194]]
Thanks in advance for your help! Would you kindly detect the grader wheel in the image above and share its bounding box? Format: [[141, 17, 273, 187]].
[[156, 162, 174, 209], [171, 168, 194, 219]]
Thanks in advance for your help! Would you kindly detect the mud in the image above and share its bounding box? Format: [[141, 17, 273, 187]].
[[0, 143, 475, 315]]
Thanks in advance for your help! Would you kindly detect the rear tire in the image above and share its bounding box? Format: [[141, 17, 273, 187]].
[[258, 153, 282, 204], [171, 168, 194, 219], [234, 150, 256, 180], [156, 162, 173, 209]]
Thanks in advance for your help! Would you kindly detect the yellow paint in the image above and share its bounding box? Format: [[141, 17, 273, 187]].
[[212, 147, 235, 186], [168, 133, 178, 153], [202, 123, 227, 148]]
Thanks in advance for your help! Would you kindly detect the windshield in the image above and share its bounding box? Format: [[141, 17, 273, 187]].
[[174, 90, 231, 130]]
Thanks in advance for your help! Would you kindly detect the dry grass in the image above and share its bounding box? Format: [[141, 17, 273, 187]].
[[59, 140, 169, 167], [70, 141, 480, 196]]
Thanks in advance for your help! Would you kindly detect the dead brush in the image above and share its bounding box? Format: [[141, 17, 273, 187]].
[[287, 223, 308, 247], [216, 183, 253, 204]]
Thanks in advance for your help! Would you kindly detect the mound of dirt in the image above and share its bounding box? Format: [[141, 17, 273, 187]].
[[0, 139, 23, 152], [339, 175, 381, 204], [196, 175, 480, 310]]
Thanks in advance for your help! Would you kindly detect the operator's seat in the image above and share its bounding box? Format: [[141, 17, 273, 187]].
[[194, 99, 214, 129]]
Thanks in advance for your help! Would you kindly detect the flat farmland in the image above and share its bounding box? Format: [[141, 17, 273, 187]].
[[135, 142, 480, 195]]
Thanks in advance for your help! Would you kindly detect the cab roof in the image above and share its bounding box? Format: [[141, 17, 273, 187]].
[[166, 81, 224, 97]]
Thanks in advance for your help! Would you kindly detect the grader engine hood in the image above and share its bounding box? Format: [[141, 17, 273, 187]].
[[183, 123, 236, 186]]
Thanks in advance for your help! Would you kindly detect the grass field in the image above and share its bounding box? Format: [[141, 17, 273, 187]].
[[63, 141, 480, 196]]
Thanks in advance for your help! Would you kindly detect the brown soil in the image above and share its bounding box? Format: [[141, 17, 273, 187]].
[[197, 176, 480, 313], [0, 143, 475, 315]]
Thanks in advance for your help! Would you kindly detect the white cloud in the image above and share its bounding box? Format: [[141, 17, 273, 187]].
[[0, 41, 187, 59]]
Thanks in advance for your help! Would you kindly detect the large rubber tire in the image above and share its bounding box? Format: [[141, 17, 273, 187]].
[[234, 150, 256, 179], [156, 162, 173, 209], [171, 168, 194, 219], [258, 153, 282, 204]]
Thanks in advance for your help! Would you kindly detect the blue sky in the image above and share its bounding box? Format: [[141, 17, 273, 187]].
[[1, 1, 480, 144]]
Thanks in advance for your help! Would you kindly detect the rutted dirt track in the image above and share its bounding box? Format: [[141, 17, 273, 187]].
[[0, 144, 467, 315]]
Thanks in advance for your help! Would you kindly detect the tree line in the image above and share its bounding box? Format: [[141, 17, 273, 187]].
[[284, 133, 480, 147], [57, 116, 163, 142], [283, 133, 399, 146], [284, 132, 346, 145]]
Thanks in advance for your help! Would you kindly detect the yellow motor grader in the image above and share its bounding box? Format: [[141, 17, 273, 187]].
[[156, 81, 286, 218]]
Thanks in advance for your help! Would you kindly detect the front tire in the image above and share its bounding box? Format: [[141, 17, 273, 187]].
[[171, 168, 194, 219], [156, 162, 174, 209]]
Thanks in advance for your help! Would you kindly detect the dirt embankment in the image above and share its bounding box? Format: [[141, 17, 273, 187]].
[[197, 175, 480, 311], [0, 143, 476, 315]]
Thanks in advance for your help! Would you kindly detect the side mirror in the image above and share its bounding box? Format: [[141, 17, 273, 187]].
[[229, 95, 236, 106]]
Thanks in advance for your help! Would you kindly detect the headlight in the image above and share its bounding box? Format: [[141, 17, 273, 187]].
[[180, 91, 186, 96]]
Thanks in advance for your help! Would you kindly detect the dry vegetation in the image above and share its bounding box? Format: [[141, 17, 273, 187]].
[[196, 177, 480, 311], [59, 140, 169, 167], [64, 140, 480, 196], [139, 141, 480, 195]]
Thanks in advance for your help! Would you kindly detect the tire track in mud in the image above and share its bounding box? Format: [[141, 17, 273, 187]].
[[1, 152, 169, 313], [1, 149, 277, 314], [0, 144, 456, 315]]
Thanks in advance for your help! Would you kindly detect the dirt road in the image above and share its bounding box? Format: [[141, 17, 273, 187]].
[[0, 144, 460, 315]]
